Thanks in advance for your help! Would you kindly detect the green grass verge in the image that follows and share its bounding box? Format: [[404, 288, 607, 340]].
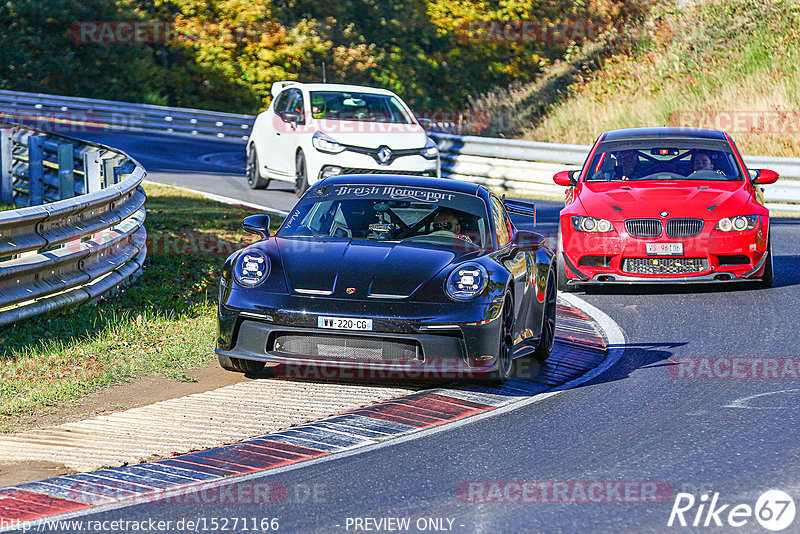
[[0, 183, 283, 431], [475, 0, 800, 157]]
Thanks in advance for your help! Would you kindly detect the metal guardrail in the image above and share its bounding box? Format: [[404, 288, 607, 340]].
[[0, 124, 147, 327], [0, 89, 797, 212], [0, 89, 252, 140], [429, 132, 800, 213]]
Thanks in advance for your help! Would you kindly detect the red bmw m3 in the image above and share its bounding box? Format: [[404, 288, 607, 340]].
[[553, 127, 779, 291]]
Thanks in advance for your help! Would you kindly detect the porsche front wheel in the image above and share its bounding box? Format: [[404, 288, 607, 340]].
[[533, 271, 556, 362], [485, 293, 514, 385]]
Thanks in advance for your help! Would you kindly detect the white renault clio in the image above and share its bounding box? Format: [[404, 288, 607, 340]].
[[247, 82, 440, 195]]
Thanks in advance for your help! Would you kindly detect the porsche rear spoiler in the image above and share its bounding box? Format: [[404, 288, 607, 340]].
[[502, 197, 537, 226]]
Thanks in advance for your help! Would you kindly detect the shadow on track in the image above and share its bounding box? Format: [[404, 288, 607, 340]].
[[773, 255, 800, 288], [574, 342, 683, 389]]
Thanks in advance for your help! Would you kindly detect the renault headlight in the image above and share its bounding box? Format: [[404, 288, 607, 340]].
[[420, 138, 439, 159], [716, 215, 759, 232], [234, 251, 270, 287], [312, 132, 345, 154], [446, 263, 488, 301], [572, 216, 614, 233]]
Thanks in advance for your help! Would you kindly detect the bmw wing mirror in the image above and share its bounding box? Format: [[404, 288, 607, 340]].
[[751, 168, 779, 185], [553, 170, 579, 186], [242, 214, 271, 239]]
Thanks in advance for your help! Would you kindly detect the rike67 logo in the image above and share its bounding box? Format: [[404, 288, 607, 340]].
[[669, 490, 796, 531]]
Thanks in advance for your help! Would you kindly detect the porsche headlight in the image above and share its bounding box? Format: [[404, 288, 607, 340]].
[[716, 215, 759, 232], [312, 132, 345, 154], [420, 138, 439, 159], [446, 263, 488, 301], [234, 251, 270, 287], [572, 216, 614, 233]]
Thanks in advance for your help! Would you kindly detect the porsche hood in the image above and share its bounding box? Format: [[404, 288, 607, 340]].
[[275, 238, 458, 299]]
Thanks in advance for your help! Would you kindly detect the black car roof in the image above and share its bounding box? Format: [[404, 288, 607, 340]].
[[602, 126, 728, 141], [316, 174, 482, 195]]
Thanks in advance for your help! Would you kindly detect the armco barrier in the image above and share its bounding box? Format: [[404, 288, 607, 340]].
[[429, 132, 800, 213], [0, 89, 798, 212], [0, 89, 252, 139], [0, 123, 146, 327]]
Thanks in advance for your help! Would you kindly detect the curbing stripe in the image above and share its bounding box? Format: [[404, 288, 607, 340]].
[[242, 439, 325, 459], [126, 464, 218, 483], [261, 433, 346, 452], [0, 490, 88, 521], [156, 459, 240, 477]]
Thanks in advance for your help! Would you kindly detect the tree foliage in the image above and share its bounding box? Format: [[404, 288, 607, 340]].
[[0, 0, 658, 114]]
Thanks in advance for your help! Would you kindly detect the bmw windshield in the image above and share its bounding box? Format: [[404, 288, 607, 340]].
[[586, 140, 744, 182], [278, 184, 491, 250]]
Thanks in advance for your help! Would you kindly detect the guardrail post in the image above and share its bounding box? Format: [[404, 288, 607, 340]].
[[83, 150, 102, 193], [58, 142, 75, 199], [0, 128, 11, 203], [102, 158, 116, 188], [28, 135, 45, 206]]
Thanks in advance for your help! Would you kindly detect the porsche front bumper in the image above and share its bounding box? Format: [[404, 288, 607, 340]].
[[216, 292, 507, 379]]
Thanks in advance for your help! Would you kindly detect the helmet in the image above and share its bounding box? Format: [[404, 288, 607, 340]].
[[311, 95, 326, 118]]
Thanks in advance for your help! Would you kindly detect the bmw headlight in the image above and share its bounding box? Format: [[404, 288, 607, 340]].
[[572, 216, 614, 233], [420, 138, 439, 159], [312, 132, 345, 154], [716, 215, 759, 232], [234, 251, 270, 287], [446, 263, 488, 301]]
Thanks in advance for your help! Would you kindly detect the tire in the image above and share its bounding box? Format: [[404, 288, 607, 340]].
[[218, 353, 266, 375], [556, 227, 575, 293], [295, 150, 309, 196], [246, 144, 269, 190], [758, 235, 774, 288], [484, 293, 514, 385], [533, 271, 557, 362]]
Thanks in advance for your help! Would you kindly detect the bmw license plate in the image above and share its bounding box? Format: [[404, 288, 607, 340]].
[[646, 243, 683, 256], [318, 316, 373, 331]]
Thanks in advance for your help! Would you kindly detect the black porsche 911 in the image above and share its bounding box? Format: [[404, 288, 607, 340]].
[[216, 175, 557, 383]]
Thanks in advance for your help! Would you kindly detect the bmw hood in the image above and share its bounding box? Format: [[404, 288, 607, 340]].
[[577, 181, 752, 220], [275, 238, 456, 299]]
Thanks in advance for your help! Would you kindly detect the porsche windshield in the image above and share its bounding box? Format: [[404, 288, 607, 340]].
[[278, 184, 491, 250], [309, 91, 413, 123], [586, 142, 744, 182]]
